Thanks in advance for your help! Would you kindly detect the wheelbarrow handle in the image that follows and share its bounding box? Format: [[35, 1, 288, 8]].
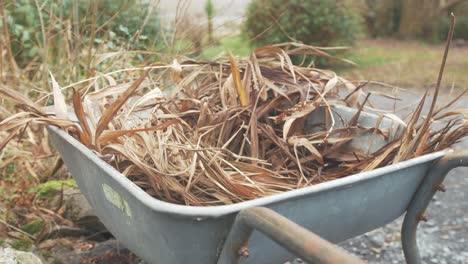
[[402, 150, 468, 264], [218, 207, 364, 264]]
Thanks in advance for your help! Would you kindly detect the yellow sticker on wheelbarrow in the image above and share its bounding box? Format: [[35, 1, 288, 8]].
[[102, 184, 133, 224]]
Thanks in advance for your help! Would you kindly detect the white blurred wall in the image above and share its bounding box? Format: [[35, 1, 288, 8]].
[[157, 0, 251, 34]]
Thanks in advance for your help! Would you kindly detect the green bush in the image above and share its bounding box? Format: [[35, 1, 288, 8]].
[[3, 0, 160, 67], [244, 0, 363, 47], [438, 16, 468, 41], [438, 2, 468, 41]]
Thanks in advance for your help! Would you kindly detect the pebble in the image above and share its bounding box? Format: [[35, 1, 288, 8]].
[[0, 248, 43, 264], [368, 237, 383, 248]]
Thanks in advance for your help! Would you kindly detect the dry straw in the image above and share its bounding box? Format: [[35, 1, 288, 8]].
[[1, 20, 467, 205]]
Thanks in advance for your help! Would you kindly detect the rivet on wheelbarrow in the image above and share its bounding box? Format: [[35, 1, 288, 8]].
[[435, 183, 446, 192], [238, 246, 249, 257], [418, 213, 428, 222]]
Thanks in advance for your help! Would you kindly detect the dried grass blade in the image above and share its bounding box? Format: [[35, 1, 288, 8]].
[[288, 137, 324, 165], [415, 130, 430, 156], [0, 127, 20, 152], [250, 108, 259, 162], [413, 14, 455, 156], [0, 86, 44, 115], [322, 74, 338, 97], [95, 70, 149, 145], [364, 142, 399, 171], [426, 14, 455, 120], [50, 71, 68, 120], [72, 89, 92, 145], [228, 50, 249, 107], [98, 119, 178, 145], [434, 88, 467, 118]]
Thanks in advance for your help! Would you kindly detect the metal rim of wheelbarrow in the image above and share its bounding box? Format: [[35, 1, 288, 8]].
[[48, 126, 453, 218]]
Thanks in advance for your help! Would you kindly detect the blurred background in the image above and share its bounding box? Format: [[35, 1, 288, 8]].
[[2, 0, 468, 88]]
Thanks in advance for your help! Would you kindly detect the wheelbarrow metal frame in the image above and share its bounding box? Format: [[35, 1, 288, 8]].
[[218, 151, 468, 264], [47, 101, 467, 263], [402, 151, 468, 264]]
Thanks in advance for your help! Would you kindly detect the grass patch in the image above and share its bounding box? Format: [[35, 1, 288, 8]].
[[339, 39, 468, 89], [6, 162, 15, 174], [345, 47, 401, 67], [201, 35, 251, 59], [32, 179, 77, 198], [10, 238, 33, 251], [21, 220, 45, 236]]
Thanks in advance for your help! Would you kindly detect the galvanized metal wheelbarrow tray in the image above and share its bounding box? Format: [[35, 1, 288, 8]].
[[48, 105, 468, 264]]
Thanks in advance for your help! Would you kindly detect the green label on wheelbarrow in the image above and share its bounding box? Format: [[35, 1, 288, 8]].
[[102, 184, 133, 224]]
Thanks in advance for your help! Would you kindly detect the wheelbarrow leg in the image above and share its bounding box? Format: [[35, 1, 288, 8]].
[[217, 207, 363, 264], [402, 151, 468, 264]]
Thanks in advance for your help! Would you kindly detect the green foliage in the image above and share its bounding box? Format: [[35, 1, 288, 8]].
[[435, 16, 468, 41], [85, 0, 161, 47], [10, 238, 33, 251], [3, 0, 160, 67], [205, 0, 215, 42], [6, 162, 15, 174], [21, 219, 45, 236], [364, 0, 402, 37], [438, 2, 468, 41], [244, 0, 363, 47], [32, 179, 76, 198], [205, 0, 215, 19], [345, 49, 399, 67], [201, 35, 251, 59]]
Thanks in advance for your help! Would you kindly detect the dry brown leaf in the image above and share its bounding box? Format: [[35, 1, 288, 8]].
[[228, 50, 249, 107], [72, 89, 92, 146], [50, 71, 68, 120], [95, 71, 149, 145]]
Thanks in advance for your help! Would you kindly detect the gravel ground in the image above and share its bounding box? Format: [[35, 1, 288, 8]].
[[339, 166, 468, 264], [338, 91, 468, 263]]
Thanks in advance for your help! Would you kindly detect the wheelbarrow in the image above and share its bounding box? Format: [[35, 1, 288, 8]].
[[47, 104, 468, 264]]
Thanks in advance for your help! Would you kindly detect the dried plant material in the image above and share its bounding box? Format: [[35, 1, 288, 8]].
[[170, 59, 183, 84], [98, 119, 178, 145], [0, 86, 44, 115], [0, 127, 20, 152], [50, 72, 68, 120], [0, 41, 466, 206], [229, 50, 249, 107], [72, 89, 92, 146], [94, 71, 148, 146]]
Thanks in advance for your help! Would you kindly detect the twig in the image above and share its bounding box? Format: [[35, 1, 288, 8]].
[[0, 218, 37, 240], [427, 13, 456, 121], [86, 0, 98, 78], [412, 13, 456, 155], [0, 1, 18, 74], [34, 0, 48, 83]]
